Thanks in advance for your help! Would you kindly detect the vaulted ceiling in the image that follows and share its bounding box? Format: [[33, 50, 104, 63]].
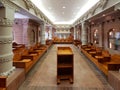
[[30, 0, 100, 25]]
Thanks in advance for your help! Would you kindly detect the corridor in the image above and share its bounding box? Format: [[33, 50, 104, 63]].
[[19, 44, 113, 90]]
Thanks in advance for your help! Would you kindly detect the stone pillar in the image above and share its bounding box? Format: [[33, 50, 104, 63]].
[[40, 22, 45, 45], [26, 24, 31, 48], [0, 6, 15, 76], [38, 25, 41, 43], [49, 26, 52, 39], [81, 21, 87, 45], [74, 26, 76, 40]]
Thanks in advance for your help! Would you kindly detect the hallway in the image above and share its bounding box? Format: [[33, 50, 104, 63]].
[[19, 44, 113, 90]]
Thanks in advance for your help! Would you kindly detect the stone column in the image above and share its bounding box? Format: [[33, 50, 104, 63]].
[[38, 25, 41, 43], [49, 26, 52, 39], [81, 21, 87, 45], [74, 26, 76, 40], [40, 22, 45, 45], [0, 6, 15, 76], [26, 24, 31, 48]]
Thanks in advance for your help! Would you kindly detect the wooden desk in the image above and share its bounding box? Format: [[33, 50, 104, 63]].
[[57, 47, 74, 84], [85, 48, 91, 52], [95, 56, 104, 63], [89, 51, 96, 57]]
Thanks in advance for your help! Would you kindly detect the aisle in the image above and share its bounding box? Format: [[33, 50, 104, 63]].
[[19, 44, 113, 90]]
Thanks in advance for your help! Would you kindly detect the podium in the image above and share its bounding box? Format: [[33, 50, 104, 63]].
[[57, 47, 74, 84]]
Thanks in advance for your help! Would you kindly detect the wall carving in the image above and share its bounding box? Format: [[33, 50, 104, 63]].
[[23, 0, 51, 24], [0, 0, 51, 25], [74, 0, 110, 25], [23, 0, 34, 9], [100, 0, 108, 9], [0, 0, 19, 11]]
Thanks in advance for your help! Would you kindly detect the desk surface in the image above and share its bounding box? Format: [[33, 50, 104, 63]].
[[57, 47, 73, 55], [95, 56, 104, 58]]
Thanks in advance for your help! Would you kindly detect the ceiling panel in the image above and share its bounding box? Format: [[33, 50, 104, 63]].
[[30, 0, 100, 25]]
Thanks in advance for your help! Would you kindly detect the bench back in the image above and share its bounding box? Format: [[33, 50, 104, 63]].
[[111, 54, 120, 62]]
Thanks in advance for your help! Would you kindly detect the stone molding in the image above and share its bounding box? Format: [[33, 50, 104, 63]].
[[0, 37, 12, 44], [23, 0, 51, 24], [0, 54, 13, 64], [74, 0, 109, 25], [0, 67, 15, 76], [0, 0, 19, 11], [0, 18, 13, 26], [0, 0, 52, 26], [14, 18, 29, 25]]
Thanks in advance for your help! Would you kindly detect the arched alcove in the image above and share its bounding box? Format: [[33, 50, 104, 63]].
[[108, 28, 115, 49], [108, 28, 120, 50], [93, 29, 99, 44]]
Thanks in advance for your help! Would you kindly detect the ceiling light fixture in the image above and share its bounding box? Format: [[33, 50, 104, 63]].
[[62, 12, 64, 14], [102, 14, 105, 16], [62, 6, 66, 8]]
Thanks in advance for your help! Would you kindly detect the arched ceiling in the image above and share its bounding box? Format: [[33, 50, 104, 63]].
[[30, 0, 100, 25]]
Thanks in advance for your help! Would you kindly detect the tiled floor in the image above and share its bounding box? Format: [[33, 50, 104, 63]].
[[19, 44, 113, 90]]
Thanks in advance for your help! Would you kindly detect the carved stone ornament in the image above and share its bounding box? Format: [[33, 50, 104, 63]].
[[100, 0, 108, 9], [0, 67, 16, 76], [23, 0, 34, 9], [0, 37, 12, 44], [0, 18, 13, 26], [0, 0, 18, 10], [0, 54, 13, 64]]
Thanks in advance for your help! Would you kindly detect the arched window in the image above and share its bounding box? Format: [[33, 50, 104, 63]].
[[93, 29, 99, 44]]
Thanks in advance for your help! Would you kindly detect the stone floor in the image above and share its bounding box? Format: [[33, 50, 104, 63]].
[[19, 44, 113, 90]]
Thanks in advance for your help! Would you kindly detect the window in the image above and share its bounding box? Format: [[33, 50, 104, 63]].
[[93, 29, 99, 44], [108, 29, 120, 50], [108, 29, 115, 49], [115, 31, 120, 50]]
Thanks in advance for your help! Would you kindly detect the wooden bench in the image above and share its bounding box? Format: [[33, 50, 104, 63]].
[[81, 45, 120, 76], [12, 42, 25, 49], [13, 43, 51, 74], [95, 50, 110, 62], [0, 69, 25, 90], [13, 46, 42, 73], [98, 54, 120, 75], [13, 48, 34, 73], [102, 50, 111, 62]]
